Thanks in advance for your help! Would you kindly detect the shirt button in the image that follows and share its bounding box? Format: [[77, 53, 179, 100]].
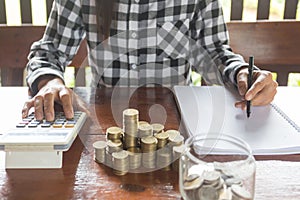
[[131, 32, 137, 39], [131, 64, 137, 69]]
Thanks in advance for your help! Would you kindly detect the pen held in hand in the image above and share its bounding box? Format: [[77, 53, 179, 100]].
[[247, 56, 254, 118]]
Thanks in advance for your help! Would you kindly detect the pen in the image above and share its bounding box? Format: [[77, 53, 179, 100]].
[[247, 56, 254, 118]]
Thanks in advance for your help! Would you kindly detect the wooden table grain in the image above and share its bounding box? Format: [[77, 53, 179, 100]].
[[0, 87, 300, 200]]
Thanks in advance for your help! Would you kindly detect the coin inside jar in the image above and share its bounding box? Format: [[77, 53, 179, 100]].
[[183, 176, 204, 190], [231, 184, 253, 200]]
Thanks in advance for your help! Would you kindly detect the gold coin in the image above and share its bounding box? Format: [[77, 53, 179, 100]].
[[107, 126, 122, 134], [123, 108, 139, 117], [151, 123, 164, 133], [141, 136, 158, 145], [165, 129, 180, 139], [155, 131, 169, 140]]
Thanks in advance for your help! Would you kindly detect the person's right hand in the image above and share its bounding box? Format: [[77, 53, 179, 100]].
[[22, 76, 74, 121]]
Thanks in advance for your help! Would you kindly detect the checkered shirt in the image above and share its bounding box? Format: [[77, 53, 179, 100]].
[[26, 0, 248, 94]]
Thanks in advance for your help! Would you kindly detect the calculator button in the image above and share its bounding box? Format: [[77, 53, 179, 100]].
[[19, 121, 30, 125], [41, 123, 52, 128], [66, 120, 76, 124], [53, 124, 63, 128], [64, 124, 75, 128], [28, 123, 38, 128], [31, 120, 42, 124], [54, 121, 65, 125], [16, 124, 26, 128]]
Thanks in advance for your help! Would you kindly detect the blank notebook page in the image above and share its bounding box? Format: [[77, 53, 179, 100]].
[[174, 86, 300, 155]]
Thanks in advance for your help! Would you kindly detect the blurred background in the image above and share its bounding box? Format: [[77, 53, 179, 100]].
[[2, 0, 300, 87]]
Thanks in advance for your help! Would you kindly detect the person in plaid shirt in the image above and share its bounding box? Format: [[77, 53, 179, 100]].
[[23, 0, 277, 121]]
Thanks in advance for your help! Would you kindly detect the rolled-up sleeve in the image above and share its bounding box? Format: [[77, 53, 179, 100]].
[[192, 0, 249, 86], [26, 0, 85, 94]]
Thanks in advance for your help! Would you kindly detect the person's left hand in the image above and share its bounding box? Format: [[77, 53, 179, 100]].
[[235, 67, 278, 110]]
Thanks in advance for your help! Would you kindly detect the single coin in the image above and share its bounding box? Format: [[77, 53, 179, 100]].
[[231, 184, 252, 200], [203, 170, 221, 184], [123, 108, 139, 116], [112, 150, 129, 160], [185, 174, 200, 182], [183, 177, 204, 190], [141, 136, 158, 145], [93, 141, 107, 149], [151, 123, 164, 133], [165, 129, 180, 139]]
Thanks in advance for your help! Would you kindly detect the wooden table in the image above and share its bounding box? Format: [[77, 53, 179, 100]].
[[0, 87, 300, 200]]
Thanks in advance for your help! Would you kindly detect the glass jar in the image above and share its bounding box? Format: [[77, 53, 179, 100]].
[[180, 134, 256, 200]]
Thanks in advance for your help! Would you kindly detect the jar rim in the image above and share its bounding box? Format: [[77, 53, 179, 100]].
[[184, 133, 253, 157]]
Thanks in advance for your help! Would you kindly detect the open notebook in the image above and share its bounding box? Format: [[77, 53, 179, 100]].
[[174, 86, 300, 155]]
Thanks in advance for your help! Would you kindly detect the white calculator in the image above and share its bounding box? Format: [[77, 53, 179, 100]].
[[0, 111, 87, 169]]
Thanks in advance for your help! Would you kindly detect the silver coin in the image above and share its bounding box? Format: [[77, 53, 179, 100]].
[[231, 184, 252, 200]]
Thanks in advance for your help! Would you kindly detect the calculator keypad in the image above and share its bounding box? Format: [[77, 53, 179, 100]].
[[17, 112, 83, 129]]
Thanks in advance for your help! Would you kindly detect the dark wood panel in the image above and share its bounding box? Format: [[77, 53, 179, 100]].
[[20, 0, 32, 24], [1, 68, 24, 86], [284, 0, 299, 19], [230, 0, 244, 20], [0, 25, 87, 86], [0, 26, 45, 69], [257, 0, 271, 19], [227, 21, 300, 86], [0, 0, 6, 24]]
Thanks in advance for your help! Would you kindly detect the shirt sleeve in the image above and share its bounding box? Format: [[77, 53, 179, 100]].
[[26, 0, 85, 95], [192, 0, 251, 86]]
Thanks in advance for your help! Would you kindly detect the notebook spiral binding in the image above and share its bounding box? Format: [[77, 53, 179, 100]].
[[271, 103, 300, 132]]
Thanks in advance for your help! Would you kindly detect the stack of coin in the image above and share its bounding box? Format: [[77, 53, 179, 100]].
[[123, 134, 138, 149], [123, 109, 139, 149], [127, 147, 142, 170], [106, 140, 123, 153], [93, 141, 107, 164], [93, 108, 189, 174], [141, 136, 158, 169], [199, 170, 225, 199], [168, 134, 184, 148], [106, 140, 123, 167], [123, 109, 139, 137], [183, 174, 204, 199], [139, 121, 149, 126], [154, 131, 169, 149], [138, 124, 153, 138], [112, 150, 129, 176], [151, 123, 164, 134], [172, 144, 185, 171], [106, 126, 123, 142], [165, 129, 180, 138], [156, 147, 172, 171]]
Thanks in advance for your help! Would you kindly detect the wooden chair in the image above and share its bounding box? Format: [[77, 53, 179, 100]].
[[227, 21, 300, 86], [227, 0, 300, 86], [230, 0, 299, 20]]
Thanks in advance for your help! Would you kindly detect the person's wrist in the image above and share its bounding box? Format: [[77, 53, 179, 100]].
[[37, 75, 64, 90]]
